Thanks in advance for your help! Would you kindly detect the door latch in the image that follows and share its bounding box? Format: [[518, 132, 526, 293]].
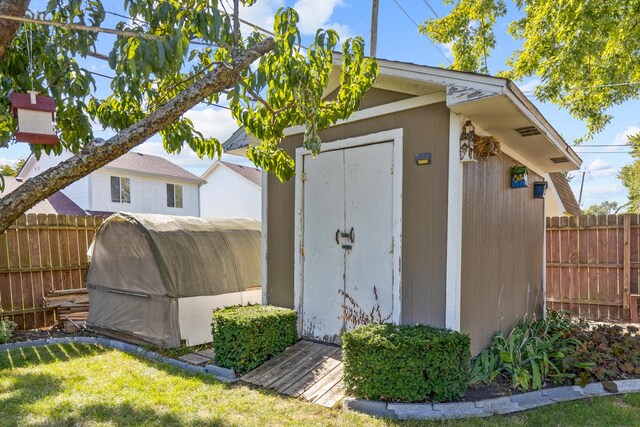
[[340, 227, 354, 243]]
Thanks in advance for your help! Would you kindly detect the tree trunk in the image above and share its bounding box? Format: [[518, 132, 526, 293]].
[[0, 0, 30, 62], [0, 37, 275, 233]]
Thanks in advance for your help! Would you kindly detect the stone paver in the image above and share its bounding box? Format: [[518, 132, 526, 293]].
[[433, 401, 490, 419], [388, 403, 442, 420], [510, 391, 554, 410], [343, 399, 397, 419], [177, 353, 211, 366], [615, 379, 640, 393], [474, 396, 520, 415], [541, 386, 585, 402], [196, 348, 216, 360], [582, 382, 606, 396]]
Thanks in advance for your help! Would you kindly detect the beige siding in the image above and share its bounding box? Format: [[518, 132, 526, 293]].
[[266, 89, 450, 328], [460, 154, 545, 355]]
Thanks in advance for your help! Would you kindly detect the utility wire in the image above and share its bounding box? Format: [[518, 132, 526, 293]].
[[391, 0, 451, 64], [521, 81, 640, 95], [420, 0, 440, 18]]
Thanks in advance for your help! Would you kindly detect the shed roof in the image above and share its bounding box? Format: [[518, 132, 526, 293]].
[[549, 173, 581, 216]]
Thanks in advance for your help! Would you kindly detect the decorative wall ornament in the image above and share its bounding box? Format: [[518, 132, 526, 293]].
[[511, 166, 529, 188], [459, 120, 477, 163]]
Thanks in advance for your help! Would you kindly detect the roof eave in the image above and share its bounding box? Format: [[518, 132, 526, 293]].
[[101, 165, 206, 184]]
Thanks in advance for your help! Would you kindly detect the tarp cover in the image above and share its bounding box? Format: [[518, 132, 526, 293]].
[[87, 213, 261, 297]]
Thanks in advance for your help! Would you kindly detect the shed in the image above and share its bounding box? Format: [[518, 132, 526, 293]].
[[86, 213, 261, 347], [260, 59, 583, 354]]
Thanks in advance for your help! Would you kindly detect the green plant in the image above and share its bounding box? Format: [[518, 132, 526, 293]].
[[0, 315, 17, 344], [211, 305, 297, 374], [470, 311, 594, 391], [342, 323, 470, 402]]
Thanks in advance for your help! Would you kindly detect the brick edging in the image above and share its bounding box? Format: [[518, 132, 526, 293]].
[[0, 337, 237, 382], [343, 380, 640, 420]]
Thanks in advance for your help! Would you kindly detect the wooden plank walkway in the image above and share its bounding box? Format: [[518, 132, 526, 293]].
[[241, 340, 345, 408]]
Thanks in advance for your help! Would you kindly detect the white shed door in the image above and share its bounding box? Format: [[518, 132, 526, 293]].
[[301, 141, 395, 342]]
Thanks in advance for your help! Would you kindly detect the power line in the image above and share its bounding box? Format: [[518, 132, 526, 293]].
[[521, 81, 640, 95], [571, 151, 633, 154], [419, 0, 440, 18], [391, 0, 451, 64]]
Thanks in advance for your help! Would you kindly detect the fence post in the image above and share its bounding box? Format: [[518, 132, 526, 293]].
[[623, 214, 631, 319]]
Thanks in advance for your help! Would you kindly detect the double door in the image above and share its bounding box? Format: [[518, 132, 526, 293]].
[[300, 141, 395, 342]]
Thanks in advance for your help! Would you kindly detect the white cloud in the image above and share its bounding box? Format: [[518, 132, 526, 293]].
[[0, 157, 18, 166], [238, 0, 284, 34], [583, 184, 624, 198], [292, 0, 348, 35], [237, 0, 351, 38], [607, 125, 640, 152], [586, 158, 618, 178], [441, 42, 454, 60], [184, 106, 239, 142], [518, 78, 541, 94]]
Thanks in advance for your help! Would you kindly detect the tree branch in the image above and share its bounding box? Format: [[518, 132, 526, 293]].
[[0, 0, 30, 62], [0, 37, 275, 234]]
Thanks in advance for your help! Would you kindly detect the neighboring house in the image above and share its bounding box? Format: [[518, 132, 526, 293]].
[[546, 172, 581, 216], [2, 176, 85, 215], [222, 127, 258, 156], [200, 159, 261, 221], [17, 151, 205, 217], [258, 59, 582, 354]]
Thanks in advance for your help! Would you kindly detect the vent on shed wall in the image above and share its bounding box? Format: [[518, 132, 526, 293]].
[[550, 157, 569, 164], [514, 126, 542, 137]]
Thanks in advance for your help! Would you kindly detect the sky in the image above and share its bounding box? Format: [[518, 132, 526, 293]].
[[2, 0, 639, 209]]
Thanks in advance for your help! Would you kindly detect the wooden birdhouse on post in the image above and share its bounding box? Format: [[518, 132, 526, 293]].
[[11, 91, 58, 145]]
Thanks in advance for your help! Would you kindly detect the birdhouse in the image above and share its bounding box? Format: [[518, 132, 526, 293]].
[[11, 91, 58, 145]]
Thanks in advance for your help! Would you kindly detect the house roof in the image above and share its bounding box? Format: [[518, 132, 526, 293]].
[[105, 152, 205, 183], [220, 161, 261, 186], [2, 177, 86, 215], [548, 173, 581, 216], [222, 127, 258, 153]]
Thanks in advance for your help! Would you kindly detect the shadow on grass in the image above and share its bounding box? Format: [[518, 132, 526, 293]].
[[0, 343, 108, 370], [0, 371, 62, 423], [44, 402, 230, 427]]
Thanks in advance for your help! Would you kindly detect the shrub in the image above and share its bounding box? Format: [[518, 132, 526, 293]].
[[0, 315, 17, 344], [342, 323, 470, 402], [211, 305, 297, 374], [562, 323, 640, 386], [469, 311, 595, 391]]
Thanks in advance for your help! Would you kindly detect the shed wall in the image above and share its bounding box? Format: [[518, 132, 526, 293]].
[[460, 154, 545, 355], [266, 91, 450, 328]]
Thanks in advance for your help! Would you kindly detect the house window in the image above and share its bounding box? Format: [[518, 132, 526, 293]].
[[167, 183, 183, 208], [110, 176, 131, 204]]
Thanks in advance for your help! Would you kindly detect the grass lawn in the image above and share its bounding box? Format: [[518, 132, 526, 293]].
[[2, 344, 640, 426]]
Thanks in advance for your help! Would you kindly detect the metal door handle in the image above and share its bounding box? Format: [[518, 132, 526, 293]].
[[349, 227, 354, 243], [335, 229, 340, 245]]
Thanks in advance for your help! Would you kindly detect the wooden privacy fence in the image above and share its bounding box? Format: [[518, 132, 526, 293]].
[[0, 214, 103, 329], [546, 214, 639, 321]]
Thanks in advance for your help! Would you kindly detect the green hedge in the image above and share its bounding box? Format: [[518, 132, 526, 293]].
[[211, 305, 297, 374], [343, 324, 470, 402]]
